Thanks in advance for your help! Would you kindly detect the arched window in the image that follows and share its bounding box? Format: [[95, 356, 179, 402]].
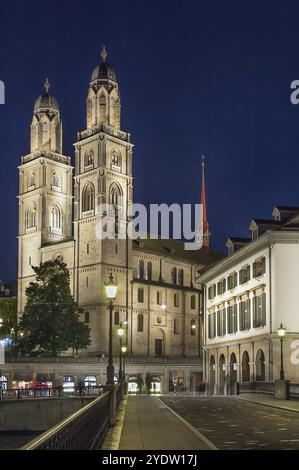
[[52, 171, 60, 188], [138, 260, 145, 279], [178, 269, 184, 286], [157, 291, 162, 305], [109, 182, 122, 207], [25, 203, 37, 229], [114, 310, 119, 325], [191, 295, 196, 309], [171, 267, 177, 284], [99, 92, 107, 122], [51, 205, 61, 229], [85, 149, 94, 167], [82, 183, 95, 212], [84, 311, 90, 324], [174, 293, 179, 307], [29, 171, 35, 188], [147, 262, 152, 280], [111, 149, 121, 169], [137, 313, 144, 332]]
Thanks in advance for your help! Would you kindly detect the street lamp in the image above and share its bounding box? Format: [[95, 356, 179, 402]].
[[117, 323, 125, 382], [161, 302, 167, 311], [277, 323, 287, 380], [104, 273, 118, 385], [121, 345, 127, 393]]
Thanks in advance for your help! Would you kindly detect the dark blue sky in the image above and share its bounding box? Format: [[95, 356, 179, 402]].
[[1, 0, 299, 281]]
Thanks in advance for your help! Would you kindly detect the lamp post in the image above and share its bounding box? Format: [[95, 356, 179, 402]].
[[277, 323, 286, 380], [104, 273, 118, 385], [121, 345, 127, 393], [117, 323, 125, 382]]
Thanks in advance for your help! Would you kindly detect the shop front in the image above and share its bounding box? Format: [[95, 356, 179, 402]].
[[0, 375, 8, 389], [150, 375, 162, 394], [169, 370, 185, 392], [127, 375, 139, 394]]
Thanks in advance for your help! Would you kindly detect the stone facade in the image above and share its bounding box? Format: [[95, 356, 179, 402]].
[[15, 53, 223, 391]]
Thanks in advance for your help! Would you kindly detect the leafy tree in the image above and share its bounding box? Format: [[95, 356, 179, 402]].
[[0, 297, 17, 339], [19, 259, 91, 356]]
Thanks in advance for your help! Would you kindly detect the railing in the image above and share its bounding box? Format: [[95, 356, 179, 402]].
[[0, 385, 104, 400], [22, 392, 110, 450], [116, 383, 123, 409], [21, 385, 123, 450]]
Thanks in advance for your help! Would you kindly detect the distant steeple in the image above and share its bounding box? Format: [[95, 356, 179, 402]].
[[201, 156, 210, 249]]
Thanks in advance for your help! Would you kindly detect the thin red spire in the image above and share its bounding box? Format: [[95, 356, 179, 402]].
[[201, 156, 210, 248]]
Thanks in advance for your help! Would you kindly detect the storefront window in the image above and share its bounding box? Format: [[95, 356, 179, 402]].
[[84, 375, 97, 387], [0, 375, 8, 389], [62, 375, 75, 393]]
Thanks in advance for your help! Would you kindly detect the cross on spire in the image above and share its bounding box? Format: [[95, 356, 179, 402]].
[[101, 46, 107, 62], [200, 155, 210, 249], [44, 78, 50, 93]]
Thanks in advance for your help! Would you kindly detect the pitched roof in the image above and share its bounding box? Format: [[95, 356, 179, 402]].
[[133, 237, 224, 266]]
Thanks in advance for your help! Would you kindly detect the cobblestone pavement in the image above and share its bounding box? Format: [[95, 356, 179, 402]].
[[161, 396, 299, 450]]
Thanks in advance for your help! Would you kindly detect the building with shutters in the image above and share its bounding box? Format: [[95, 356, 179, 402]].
[[198, 205, 299, 393]]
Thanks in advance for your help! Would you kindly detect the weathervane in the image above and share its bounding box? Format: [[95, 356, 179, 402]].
[[101, 46, 107, 62], [44, 78, 50, 93]]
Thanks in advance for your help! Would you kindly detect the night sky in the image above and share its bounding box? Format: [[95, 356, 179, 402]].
[[1, 0, 299, 282]]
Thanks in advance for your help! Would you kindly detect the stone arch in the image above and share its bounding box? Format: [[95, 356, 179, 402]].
[[50, 203, 62, 230], [111, 147, 122, 169], [256, 349, 265, 381], [154, 328, 165, 356], [209, 355, 216, 395], [25, 202, 37, 230], [242, 351, 250, 382], [229, 352, 237, 394], [82, 182, 95, 212], [97, 87, 108, 123], [219, 354, 226, 395]]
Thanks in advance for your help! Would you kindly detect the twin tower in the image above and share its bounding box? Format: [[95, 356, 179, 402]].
[[18, 48, 134, 351]]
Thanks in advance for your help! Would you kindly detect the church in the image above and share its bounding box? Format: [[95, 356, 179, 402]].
[[15, 48, 223, 392]]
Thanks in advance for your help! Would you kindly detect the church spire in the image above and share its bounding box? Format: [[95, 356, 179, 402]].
[[201, 156, 210, 249]]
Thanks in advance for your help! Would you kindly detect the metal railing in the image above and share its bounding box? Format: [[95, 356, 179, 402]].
[[21, 384, 123, 450], [0, 385, 104, 400], [22, 392, 111, 450]]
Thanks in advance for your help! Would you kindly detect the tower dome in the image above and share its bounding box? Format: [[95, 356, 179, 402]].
[[86, 48, 121, 130], [90, 47, 117, 83], [34, 79, 59, 112], [30, 79, 62, 154]]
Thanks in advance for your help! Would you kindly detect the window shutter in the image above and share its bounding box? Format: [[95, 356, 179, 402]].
[[247, 265, 250, 281], [253, 262, 256, 278], [262, 257, 266, 275], [234, 272, 237, 287], [262, 293, 266, 325], [253, 296, 256, 327]]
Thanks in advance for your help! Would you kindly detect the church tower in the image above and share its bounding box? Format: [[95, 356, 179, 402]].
[[17, 80, 73, 314], [73, 48, 134, 353]]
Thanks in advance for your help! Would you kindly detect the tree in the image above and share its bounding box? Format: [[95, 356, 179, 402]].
[[19, 259, 91, 356], [0, 297, 17, 339]]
